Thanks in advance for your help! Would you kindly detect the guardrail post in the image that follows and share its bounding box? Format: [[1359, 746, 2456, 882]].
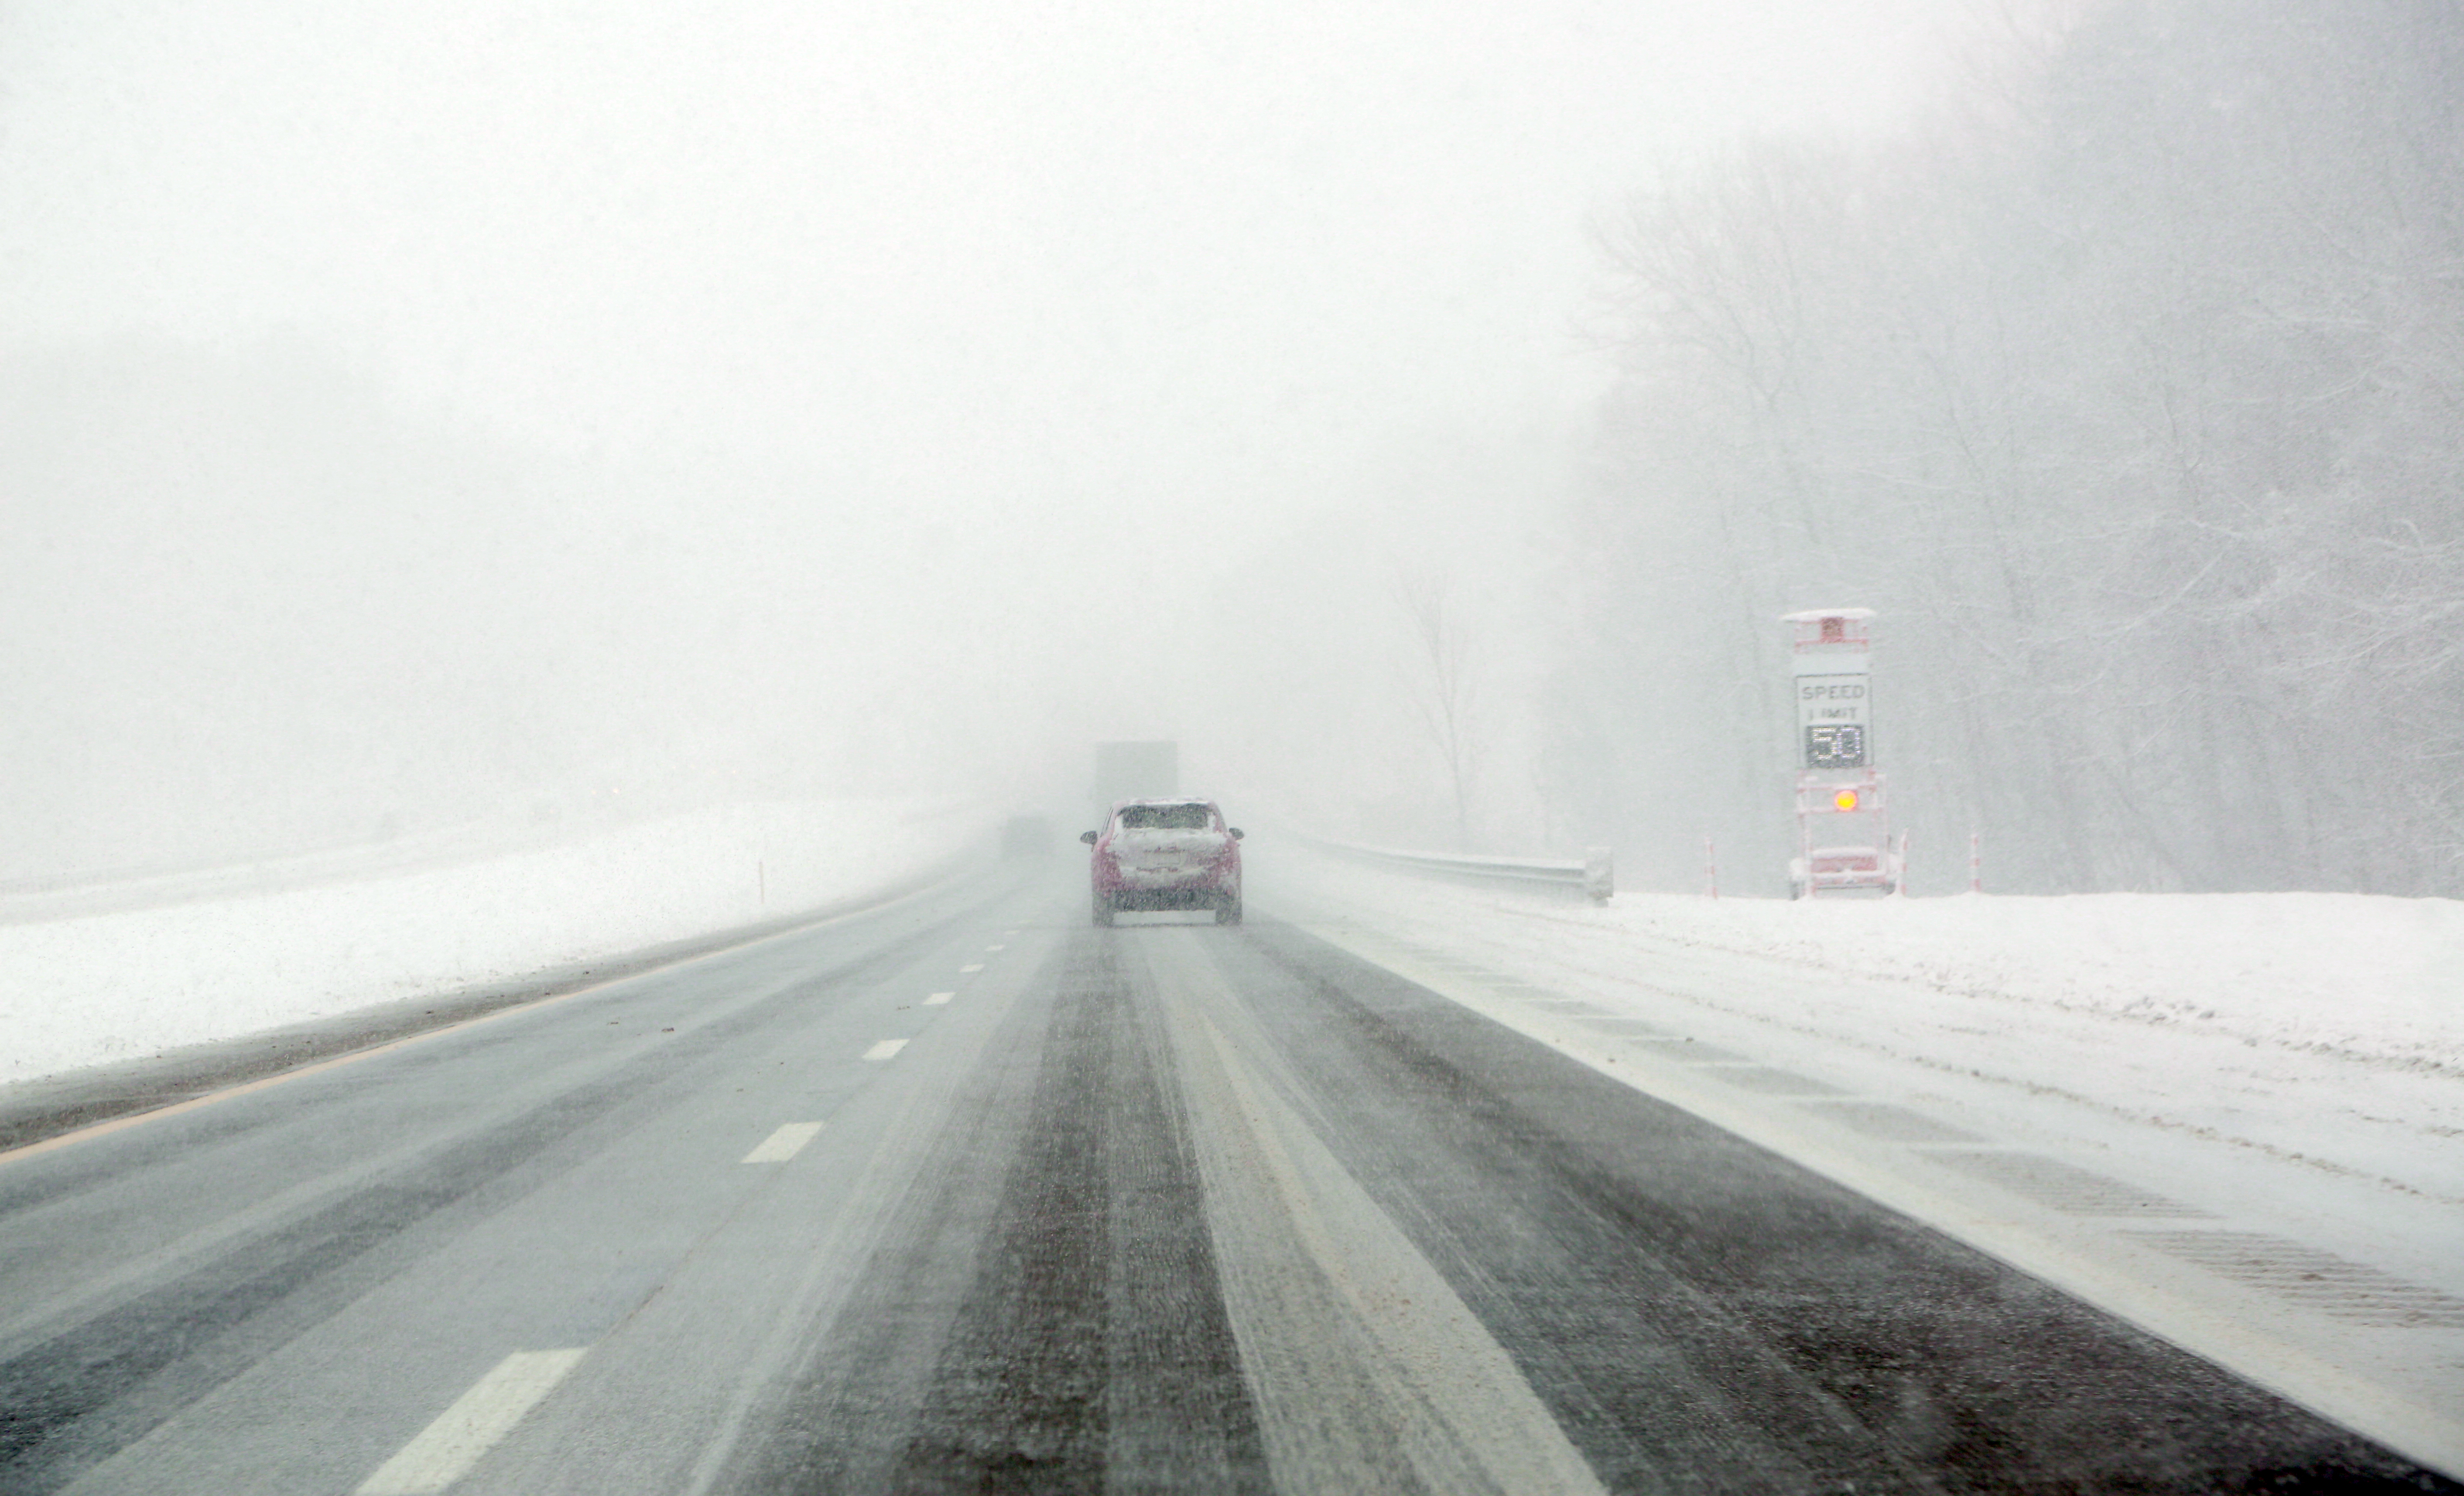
[[1583, 848, 1614, 903]]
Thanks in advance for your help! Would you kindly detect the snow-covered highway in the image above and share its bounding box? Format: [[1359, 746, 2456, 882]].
[[2, 852, 2456, 1493]]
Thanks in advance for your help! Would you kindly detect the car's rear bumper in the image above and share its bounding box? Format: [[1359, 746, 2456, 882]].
[[1105, 883, 1240, 911], [1097, 861, 1241, 905]]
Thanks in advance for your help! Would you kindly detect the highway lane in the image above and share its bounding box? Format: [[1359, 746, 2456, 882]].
[[0, 869, 2452, 1494]]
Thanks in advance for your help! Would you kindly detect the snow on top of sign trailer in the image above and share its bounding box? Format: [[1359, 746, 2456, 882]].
[[1779, 607, 1876, 622]]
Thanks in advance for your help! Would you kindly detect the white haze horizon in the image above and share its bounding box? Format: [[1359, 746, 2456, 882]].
[[3, 0, 2023, 881]]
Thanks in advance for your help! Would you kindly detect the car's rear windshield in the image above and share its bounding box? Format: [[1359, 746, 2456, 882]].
[[1117, 804, 1214, 831]]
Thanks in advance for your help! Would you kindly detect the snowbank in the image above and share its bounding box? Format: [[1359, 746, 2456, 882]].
[[0, 798, 986, 1084], [1562, 888, 2463, 1075]]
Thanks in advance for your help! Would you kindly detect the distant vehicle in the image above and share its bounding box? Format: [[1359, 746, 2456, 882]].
[[1082, 798, 1243, 925]]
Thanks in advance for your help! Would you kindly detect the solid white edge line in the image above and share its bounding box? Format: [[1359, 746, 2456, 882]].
[[353, 1347, 588, 1496], [862, 1039, 908, 1062], [740, 1121, 826, 1164]]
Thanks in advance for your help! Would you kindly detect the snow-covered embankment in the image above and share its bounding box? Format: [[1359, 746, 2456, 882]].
[[0, 799, 986, 1085]]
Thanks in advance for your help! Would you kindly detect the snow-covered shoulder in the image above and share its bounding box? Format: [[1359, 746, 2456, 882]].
[[0, 798, 985, 1086]]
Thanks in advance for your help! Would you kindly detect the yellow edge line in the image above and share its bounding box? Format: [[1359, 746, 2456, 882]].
[[0, 975, 620, 1170]]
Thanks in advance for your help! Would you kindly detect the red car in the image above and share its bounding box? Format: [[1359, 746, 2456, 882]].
[[1081, 799, 1244, 925]]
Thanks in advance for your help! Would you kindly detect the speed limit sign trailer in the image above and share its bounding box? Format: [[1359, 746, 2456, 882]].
[[1782, 608, 1902, 897]]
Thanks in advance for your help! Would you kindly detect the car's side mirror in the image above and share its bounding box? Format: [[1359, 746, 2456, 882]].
[[1080, 830, 1099, 845], [1228, 828, 1244, 840]]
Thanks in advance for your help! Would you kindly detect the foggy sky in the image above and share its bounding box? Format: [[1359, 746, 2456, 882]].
[[0, 0, 1983, 873]]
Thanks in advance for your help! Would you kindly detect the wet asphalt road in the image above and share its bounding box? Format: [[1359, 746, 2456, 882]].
[[0, 870, 2452, 1494]]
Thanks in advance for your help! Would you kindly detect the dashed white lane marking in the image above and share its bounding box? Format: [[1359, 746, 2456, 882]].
[[959, 963, 985, 973], [354, 1348, 587, 1495], [863, 1039, 908, 1062], [740, 1122, 825, 1163], [924, 991, 955, 1006], [985, 944, 1006, 952]]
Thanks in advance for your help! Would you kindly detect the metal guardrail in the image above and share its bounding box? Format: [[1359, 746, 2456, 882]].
[[1299, 834, 1614, 903]]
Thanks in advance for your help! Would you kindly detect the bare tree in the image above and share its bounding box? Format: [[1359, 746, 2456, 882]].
[[1572, 0, 2464, 895], [1395, 572, 1479, 851]]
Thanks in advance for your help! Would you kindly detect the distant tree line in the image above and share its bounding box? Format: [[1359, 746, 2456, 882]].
[[1564, 0, 2464, 895]]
